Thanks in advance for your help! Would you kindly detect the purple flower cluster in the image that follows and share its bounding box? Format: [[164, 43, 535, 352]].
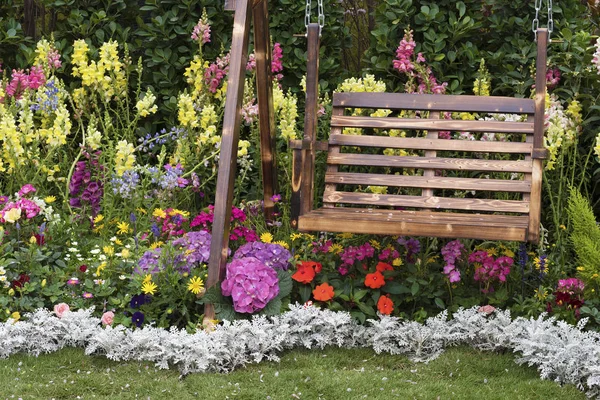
[[138, 127, 186, 153], [221, 257, 279, 313], [339, 242, 375, 275], [158, 164, 188, 190], [441, 240, 464, 283], [398, 237, 420, 263], [233, 241, 291, 271], [69, 151, 104, 216], [469, 250, 513, 293], [134, 248, 162, 275], [111, 170, 140, 199], [172, 230, 212, 273], [30, 79, 59, 113]]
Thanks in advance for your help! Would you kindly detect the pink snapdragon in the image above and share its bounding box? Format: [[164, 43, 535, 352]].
[[191, 17, 211, 45], [393, 30, 416, 74], [593, 38, 600, 75], [271, 42, 283, 80], [546, 67, 561, 90], [204, 53, 230, 93], [47, 48, 62, 69], [441, 240, 464, 283]]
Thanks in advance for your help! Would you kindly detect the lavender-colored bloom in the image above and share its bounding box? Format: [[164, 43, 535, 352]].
[[221, 257, 279, 313], [111, 170, 140, 199], [134, 248, 162, 275], [151, 223, 161, 237], [233, 241, 292, 271], [172, 231, 212, 273], [398, 237, 420, 262], [158, 164, 188, 190], [132, 311, 145, 327]]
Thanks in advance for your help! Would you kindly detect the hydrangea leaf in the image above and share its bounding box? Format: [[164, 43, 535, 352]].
[[276, 269, 292, 298]]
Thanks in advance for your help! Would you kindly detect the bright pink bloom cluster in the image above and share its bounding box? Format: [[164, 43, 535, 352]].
[[271, 43, 283, 80], [552, 277, 585, 313], [204, 53, 230, 93], [469, 250, 513, 293], [378, 247, 400, 261], [393, 30, 447, 94], [441, 240, 464, 283], [557, 278, 585, 294], [311, 239, 333, 254], [338, 242, 375, 275], [5, 66, 46, 99], [0, 184, 41, 223], [159, 208, 188, 237], [221, 257, 279, 313], [190, 205, 257, 243], [191, 18, 211, 44]]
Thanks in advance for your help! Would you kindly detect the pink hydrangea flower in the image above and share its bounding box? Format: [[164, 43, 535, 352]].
[[221, 257, 279, 313]]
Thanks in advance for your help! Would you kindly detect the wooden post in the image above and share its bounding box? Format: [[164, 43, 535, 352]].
[[300, 23, 321, 216], [253, 0, 277, 221], [204, 0, 252, 324], [529, 28, 548, 244]]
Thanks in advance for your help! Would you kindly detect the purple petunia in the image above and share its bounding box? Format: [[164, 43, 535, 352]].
[[233, 241, 291, 271], [221, 257, 279, 313]]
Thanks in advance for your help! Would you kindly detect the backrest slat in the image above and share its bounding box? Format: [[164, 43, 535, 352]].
[[333, 92, 535, 114]]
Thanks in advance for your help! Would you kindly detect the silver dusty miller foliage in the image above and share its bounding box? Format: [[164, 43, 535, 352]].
[[2, 305, 600, 397]]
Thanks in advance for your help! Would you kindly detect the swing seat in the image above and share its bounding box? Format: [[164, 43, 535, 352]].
[[291, 91, 547, 243]]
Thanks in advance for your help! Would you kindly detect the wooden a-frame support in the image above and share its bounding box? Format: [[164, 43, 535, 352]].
[[203, 0, 277, 324]]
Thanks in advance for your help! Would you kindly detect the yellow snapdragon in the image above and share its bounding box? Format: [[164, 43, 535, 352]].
[[114, 140, 136, 176], [136, 90, 158, 117], [279, 92, 298, 141], [178, 93, 198, 128]]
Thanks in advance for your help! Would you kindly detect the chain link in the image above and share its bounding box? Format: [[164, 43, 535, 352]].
[[304, 0, 325, 35], [532, 0, 553, 42]]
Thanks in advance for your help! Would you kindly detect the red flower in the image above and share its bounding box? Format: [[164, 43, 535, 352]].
[[79, 264, 88, 273], [313, 282, 335, 302], [11, 274, 30, 289], [292, 264, 316, 284], [364, 271, 385, 289], [376, 262, 393, 273], [34, 233, 45, 246], [301, 261, 322, 274], [377, 295, 394, 315]]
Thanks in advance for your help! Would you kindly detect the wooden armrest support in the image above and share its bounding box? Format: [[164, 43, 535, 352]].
[[532, 148, 549, 159], [289, 139, 329, 151]]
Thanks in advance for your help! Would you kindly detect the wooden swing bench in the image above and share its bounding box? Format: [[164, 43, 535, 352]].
[[290, 27, 549, 244]]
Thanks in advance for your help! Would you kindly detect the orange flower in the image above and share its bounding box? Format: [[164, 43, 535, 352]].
[[292, 264, 316, 284], [301, 261, 322, 274], [364, 271, 385, 289], [313, 282, 335, 302], [376, 262, 393, 273], [377, 295, 394, 315]]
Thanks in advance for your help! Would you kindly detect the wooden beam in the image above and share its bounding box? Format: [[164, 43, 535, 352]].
[[205, 0, 252, 325], [529, 28, 548, 243], [224, 0, 237, 11], [300, 23, 321, 215], [253, 0, 277, 221]]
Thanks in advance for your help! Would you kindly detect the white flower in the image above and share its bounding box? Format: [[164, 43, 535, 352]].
[[89, 249, 101, 255]]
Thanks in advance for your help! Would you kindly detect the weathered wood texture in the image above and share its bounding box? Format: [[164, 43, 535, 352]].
[[293, 30, 548, 243], [205, 0, 252, 323], [253, 0, 277, 221]]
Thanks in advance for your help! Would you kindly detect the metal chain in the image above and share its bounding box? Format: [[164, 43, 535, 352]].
[[304, 0, 325, 36], [532, 0, 553, 42]]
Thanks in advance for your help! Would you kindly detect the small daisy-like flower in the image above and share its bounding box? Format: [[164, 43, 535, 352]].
[[121, 248, 130, 259], [150, 241, 164, 249], [116, 221, 131, 235], [273, 240, 289, 249], [93, 214, 104, 224], [187, 276, 204, 295], [94, 279, 106, 285], [82, 292, 94, 299], [67, 277, 79, 285], [260, 232, 273, 243], [44, 196, 56, 203], [328, 244, 344, 255], [152, 208, 167, 219], [141, 280, 157, 295], [103, 246, 115, 256], [290, 233, 303, 241]]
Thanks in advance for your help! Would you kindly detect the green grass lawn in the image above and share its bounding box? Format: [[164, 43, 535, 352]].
[[0, 346, 585, 400]]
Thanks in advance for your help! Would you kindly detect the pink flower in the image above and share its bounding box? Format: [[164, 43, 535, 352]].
[[191, 17, 211, 44], [18, 184, 37, 198], [67, 277, 79, 285], [478, 305, 496, 315], [54, 303, 70, 318], [101, 311, 115, 326]]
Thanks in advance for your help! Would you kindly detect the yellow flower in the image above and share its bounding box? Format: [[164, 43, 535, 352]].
[[41, 279, 46, 288], [93, 214, 105, 224], [168, 209, 190, 217], [3, 207, 21, 223], [8, 289, 15, 296], [392, 258, 403, 267], [559, 224, 566, 230], [136, 208, 147, 215], [10, 311, 20, 322], [503, 249, 515, 258], [369, 240, 381, 250], [187, 276, 204, 295], [486, 248, 498, 257], [114, 238, 123, 246], [150, 241, 164, 249], [121, 248, 130, 259], [93, 224, 104, 233], [44, 196, 56, 204], [116, 221, 131, 235], [29, 236, 37, 244], [328, 244, 344, 255], [290, 233, 303, 241], [135, 90, 158, 117], [141, 280, 157, 295], [274, 240, 289, 249], [143, 274, 152, 284], [103, 246, 114, 256], [337, 232, 354, 239], [95, 262, 107, 277], [260, 232, 273, 243], [153, 208, 167, 219], [577, 266, 585, 272]]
